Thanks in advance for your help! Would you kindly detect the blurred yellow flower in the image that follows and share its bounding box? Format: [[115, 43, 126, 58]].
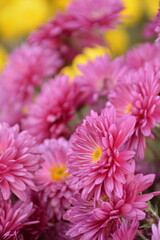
[[144, 0, 159, 18], [121, 0, 143, 26], [0, 45, 7, 71], [61, 46, 109, 81], [50, 0, 71, 14], [104, 26, 129, 56], [0, 0, 50, 40]]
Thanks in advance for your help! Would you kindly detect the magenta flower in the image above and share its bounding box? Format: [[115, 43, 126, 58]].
[[0, 44, 62, 126], [65, 173, 158, 239], [108, 65, 160, 158], [75, 54, 125, 104], [143, 9, 160, 42], [68, 107, 136, 200], [126, 43, 160, 70], [1, 44, 62, 96], [22, 75, 81, 142], [0, 95, 25, 127], [111, 219, 139, 240], [19, 192, 48, 240], [0, 199, 36, 240], [152, 220, 160, 240], [68, 0, 123, 30], [0, 122, 40, 200], [35, 138, 73, 220], [28, 0, 123, 64], [28, 12, 104, 64]]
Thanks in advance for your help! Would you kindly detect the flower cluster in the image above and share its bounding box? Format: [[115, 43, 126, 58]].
[[0, 0, 160, 239]]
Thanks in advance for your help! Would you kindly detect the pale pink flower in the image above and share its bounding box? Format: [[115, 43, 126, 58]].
[[68, 107, 136, 200], [152, 220, 160, 240], [0, 122, 40, 200], [35, 138, 73, 220], [108, 65, 160, 158]]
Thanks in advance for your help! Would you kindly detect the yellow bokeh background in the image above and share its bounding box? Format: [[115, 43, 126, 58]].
[[0, 0, 159, 71]]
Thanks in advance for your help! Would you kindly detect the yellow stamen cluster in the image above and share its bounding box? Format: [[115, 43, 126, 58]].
[[50, 166, 69, 181], [92, 146, 102, 162], [125, 104, 132, 114]]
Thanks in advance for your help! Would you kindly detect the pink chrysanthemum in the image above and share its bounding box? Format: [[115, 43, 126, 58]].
[[0, 94, 25, 127], [125, 43, 160, 70], [0, 122, 40, 200], [19, 192, 48, 240], [1, 44, 62, 97], [108, 65, 160, 158], [65, 173, 158, 239], [152, 220, 160, 240], [111, 219, 139, 240], [22, 75, 82, 142], [0, 199, 37, 240], [28, 0, 123, 64], [35, 138, 73, 220], [0, 44, 62, 126], [68, 0, 123, 30], [28, 12, 105, 64], [75, 54, 126, 104], [143, 8, 160, 41], [68, 107, 136, 200]]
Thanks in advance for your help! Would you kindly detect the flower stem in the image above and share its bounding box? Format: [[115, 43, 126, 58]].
[[137, 230, 148, 240], [148, 206, 159, 221]]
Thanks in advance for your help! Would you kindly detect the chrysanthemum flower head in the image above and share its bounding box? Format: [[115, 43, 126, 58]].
[[143, 8, 160, 41], [108, 65, 160, 158], [68, 107, 136, 200], [126, 43, 160, 70], [28, 12, 104, 64], [19, 191, 49, 240], [22, 75, 82, 143], [74, 54, 126, 104], [0, 44, 62, 126], [61, 46, 109, 81], [67, 0, 124, 30], [35, 138, 73, 220], [65, 172, 158, 239], [29, 0, 123, 65], [111, 219, 139, 240], [1, 44, 61, 100], [0, 122, 40, 200], [0, 199, 36, 240]]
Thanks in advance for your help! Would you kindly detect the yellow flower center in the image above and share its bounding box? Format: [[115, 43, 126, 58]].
[[92, 146, 102, 162], [125, 104, 132, 114], [21, 105, 28, 114], [50, 166, 69, 181], [101, 196, 109, 202]]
